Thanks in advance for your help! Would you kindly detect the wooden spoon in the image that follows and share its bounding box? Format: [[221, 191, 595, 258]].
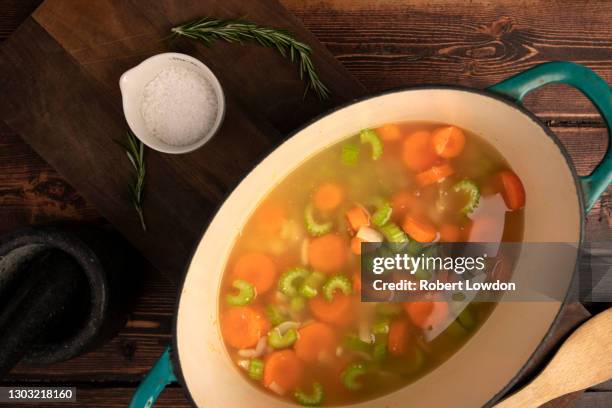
[[495, 308, 612, 408]]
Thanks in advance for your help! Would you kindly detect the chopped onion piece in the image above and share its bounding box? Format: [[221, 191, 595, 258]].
[[359, 321, 375, 344], [269, 381, 286, 395], [237, 359, 250, 370], [238, 349, 256, 358], [275, 291, 289, 303], [357, 226, 384, 243], [276, 321, 300, 335], [237, 336, 267, 358]]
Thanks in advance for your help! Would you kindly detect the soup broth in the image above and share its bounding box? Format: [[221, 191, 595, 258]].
[[218, 122, 525, 406]]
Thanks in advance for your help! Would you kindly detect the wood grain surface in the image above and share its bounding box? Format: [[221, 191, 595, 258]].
[[0, 0, 610, 407], [282, 0, 612, 123], [0, 0, 365, 281], [32, 0, 365, 133], [0, 16, 280, 277], [497, 308, 612, 407]]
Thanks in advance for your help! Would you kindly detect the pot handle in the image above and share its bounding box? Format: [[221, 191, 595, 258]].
[[488, 61, 612, 212], [129, 347, 177, 408]]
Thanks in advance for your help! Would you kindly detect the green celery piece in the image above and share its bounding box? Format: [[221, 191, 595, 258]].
[[226, 279, 256, 306], [304, 203, 333, 236], [359, 129, 383, 160], [294, 382, 324, 406], [341, 143, 360, 166]]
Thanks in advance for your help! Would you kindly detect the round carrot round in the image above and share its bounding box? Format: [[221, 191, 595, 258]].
[[388, 318, 410, 356], [439, 223, 462, 242], [402, 215, 437, 243], [221, 306, 270, 349], [295, 322, 337, 363], [499, 170, 526, 210], [264, 350, 303, 394], [376, 124, 402, 142], [308, 233, 348, 273], [350, 236, 363, 255], [432, 126, 466, 158], [404, 301, 449, 329], [254, 203, 286, 235], [313, 182, 345, 212], [309, 293, 353, 326], [232, 252, 278, 294], [345, 206, 370, 232], [402, 130, 437, 172], [415, 163, 454, 187], [391, 191, 417, 221]]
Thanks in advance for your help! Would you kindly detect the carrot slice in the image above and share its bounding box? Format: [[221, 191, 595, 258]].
[[264, 350, 303, 394], [391, 191, 416, 221], [402, 130, 437, 172], [295, 322, 337, 363], [233, 252, 278, 294], [313, 182, 345, 212], [439, 223, 462, 242], [308, 233, 348, 273], [346, 206, 370, 232], [402, 215, 437, 243], [309, 293, 353, 326], [221, 306, 270, 349], [254, 203, 285, 235], [499, 170, 526, 210], [404, 301, 449, 329], [432, 126, 466, 158], [350, 236, 363, 255], [415, 163, 454, 187], [376, 124, 402, 142], [388, 318, 410, 356]]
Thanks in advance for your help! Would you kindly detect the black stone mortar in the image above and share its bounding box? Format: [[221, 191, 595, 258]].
[[0, 226, 137, 375]]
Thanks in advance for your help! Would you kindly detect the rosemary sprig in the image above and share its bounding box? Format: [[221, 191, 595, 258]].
[[171, 17, 330, 100], [117, 131, 147, 232]]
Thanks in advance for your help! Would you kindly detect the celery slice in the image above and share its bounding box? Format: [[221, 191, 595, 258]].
[[341, 362, 367, 390], [294, 382, 324, 406], [267, 327, 298, 349], [379, 222, 408, 243], [360, 129, 383, 160], [322, 275, 352, 301], [341, 143, 360, 166], [226, 279, 256, 306], [304, 203, 333, 236], [453, 179, 480, 214], [248, 358, 264, 380], [279, 267, 310, 297]]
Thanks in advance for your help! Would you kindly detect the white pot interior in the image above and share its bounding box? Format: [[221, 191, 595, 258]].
[[176, 88, 581, 407]]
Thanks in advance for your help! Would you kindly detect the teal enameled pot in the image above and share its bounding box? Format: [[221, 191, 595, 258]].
[[131, 62, 611, 408]]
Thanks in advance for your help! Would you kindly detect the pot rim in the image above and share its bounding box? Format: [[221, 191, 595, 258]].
[[171, 84, 586, 407]]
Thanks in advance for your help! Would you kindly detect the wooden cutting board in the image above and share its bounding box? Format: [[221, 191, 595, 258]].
[[0, 0, 365, 279]]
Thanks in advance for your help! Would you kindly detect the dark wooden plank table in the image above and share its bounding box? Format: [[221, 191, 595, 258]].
[[0, 0, 610, 406]]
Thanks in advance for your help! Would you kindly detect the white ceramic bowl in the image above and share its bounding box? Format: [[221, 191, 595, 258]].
[[119, 52, 225, 154]]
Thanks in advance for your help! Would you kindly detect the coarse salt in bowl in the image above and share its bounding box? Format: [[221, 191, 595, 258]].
[[119, 53, 225, 154]]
